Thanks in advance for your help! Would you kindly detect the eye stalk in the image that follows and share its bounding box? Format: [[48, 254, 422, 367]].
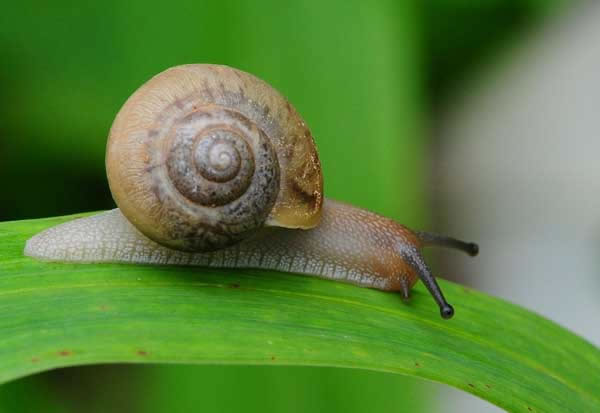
[[417, 231, 479, 257]]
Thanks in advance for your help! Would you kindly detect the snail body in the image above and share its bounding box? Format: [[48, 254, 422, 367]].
[[24, 64, 478, 319]]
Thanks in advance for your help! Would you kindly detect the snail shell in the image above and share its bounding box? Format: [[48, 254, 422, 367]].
[[107, 64, 323, 252]]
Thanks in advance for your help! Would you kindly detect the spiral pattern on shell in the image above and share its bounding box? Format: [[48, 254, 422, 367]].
[[156, 106, 280, 250], [106, 64, 323, 253]]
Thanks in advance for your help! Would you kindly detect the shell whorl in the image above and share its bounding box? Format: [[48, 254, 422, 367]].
[[106, 64, 323, 252], [152, 106, 280, 251]]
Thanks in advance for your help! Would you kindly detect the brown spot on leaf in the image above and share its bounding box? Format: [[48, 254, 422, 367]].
[[31, 357, 39, 363], [485, 384, 492, 389], [98, 305, 108, 311], [271, 356, 276, 361], [137, 350, 148, 356], [528, 408, 533, 412], [58, 350, 72, 357], [414, 362, 420, 367], [229, 283, 240, 289], [468, 383, 475, 388]]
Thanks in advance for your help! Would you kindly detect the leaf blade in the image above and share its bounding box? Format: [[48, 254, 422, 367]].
[[0, 214, 598, 412]]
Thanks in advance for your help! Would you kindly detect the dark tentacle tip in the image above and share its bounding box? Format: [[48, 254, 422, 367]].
[[440, 304, 454, 319], [467, 243, 479, 257]]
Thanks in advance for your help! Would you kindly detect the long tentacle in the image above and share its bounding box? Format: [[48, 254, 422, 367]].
[[416, 231, 479, 256]]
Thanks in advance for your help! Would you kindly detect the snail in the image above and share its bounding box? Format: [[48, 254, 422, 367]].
[[24, 64, 478, 319]]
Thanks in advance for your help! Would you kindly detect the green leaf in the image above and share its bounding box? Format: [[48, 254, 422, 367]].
[[1, 214, 599, 413]]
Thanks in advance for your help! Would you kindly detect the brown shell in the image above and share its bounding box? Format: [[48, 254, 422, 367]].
[[106, 64, 323, 252]]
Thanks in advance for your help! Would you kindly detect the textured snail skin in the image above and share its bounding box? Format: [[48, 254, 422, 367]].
[[24, 199, 422, 293]]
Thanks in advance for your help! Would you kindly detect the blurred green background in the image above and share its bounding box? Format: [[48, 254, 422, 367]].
[[0, 1, 561, 412]]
